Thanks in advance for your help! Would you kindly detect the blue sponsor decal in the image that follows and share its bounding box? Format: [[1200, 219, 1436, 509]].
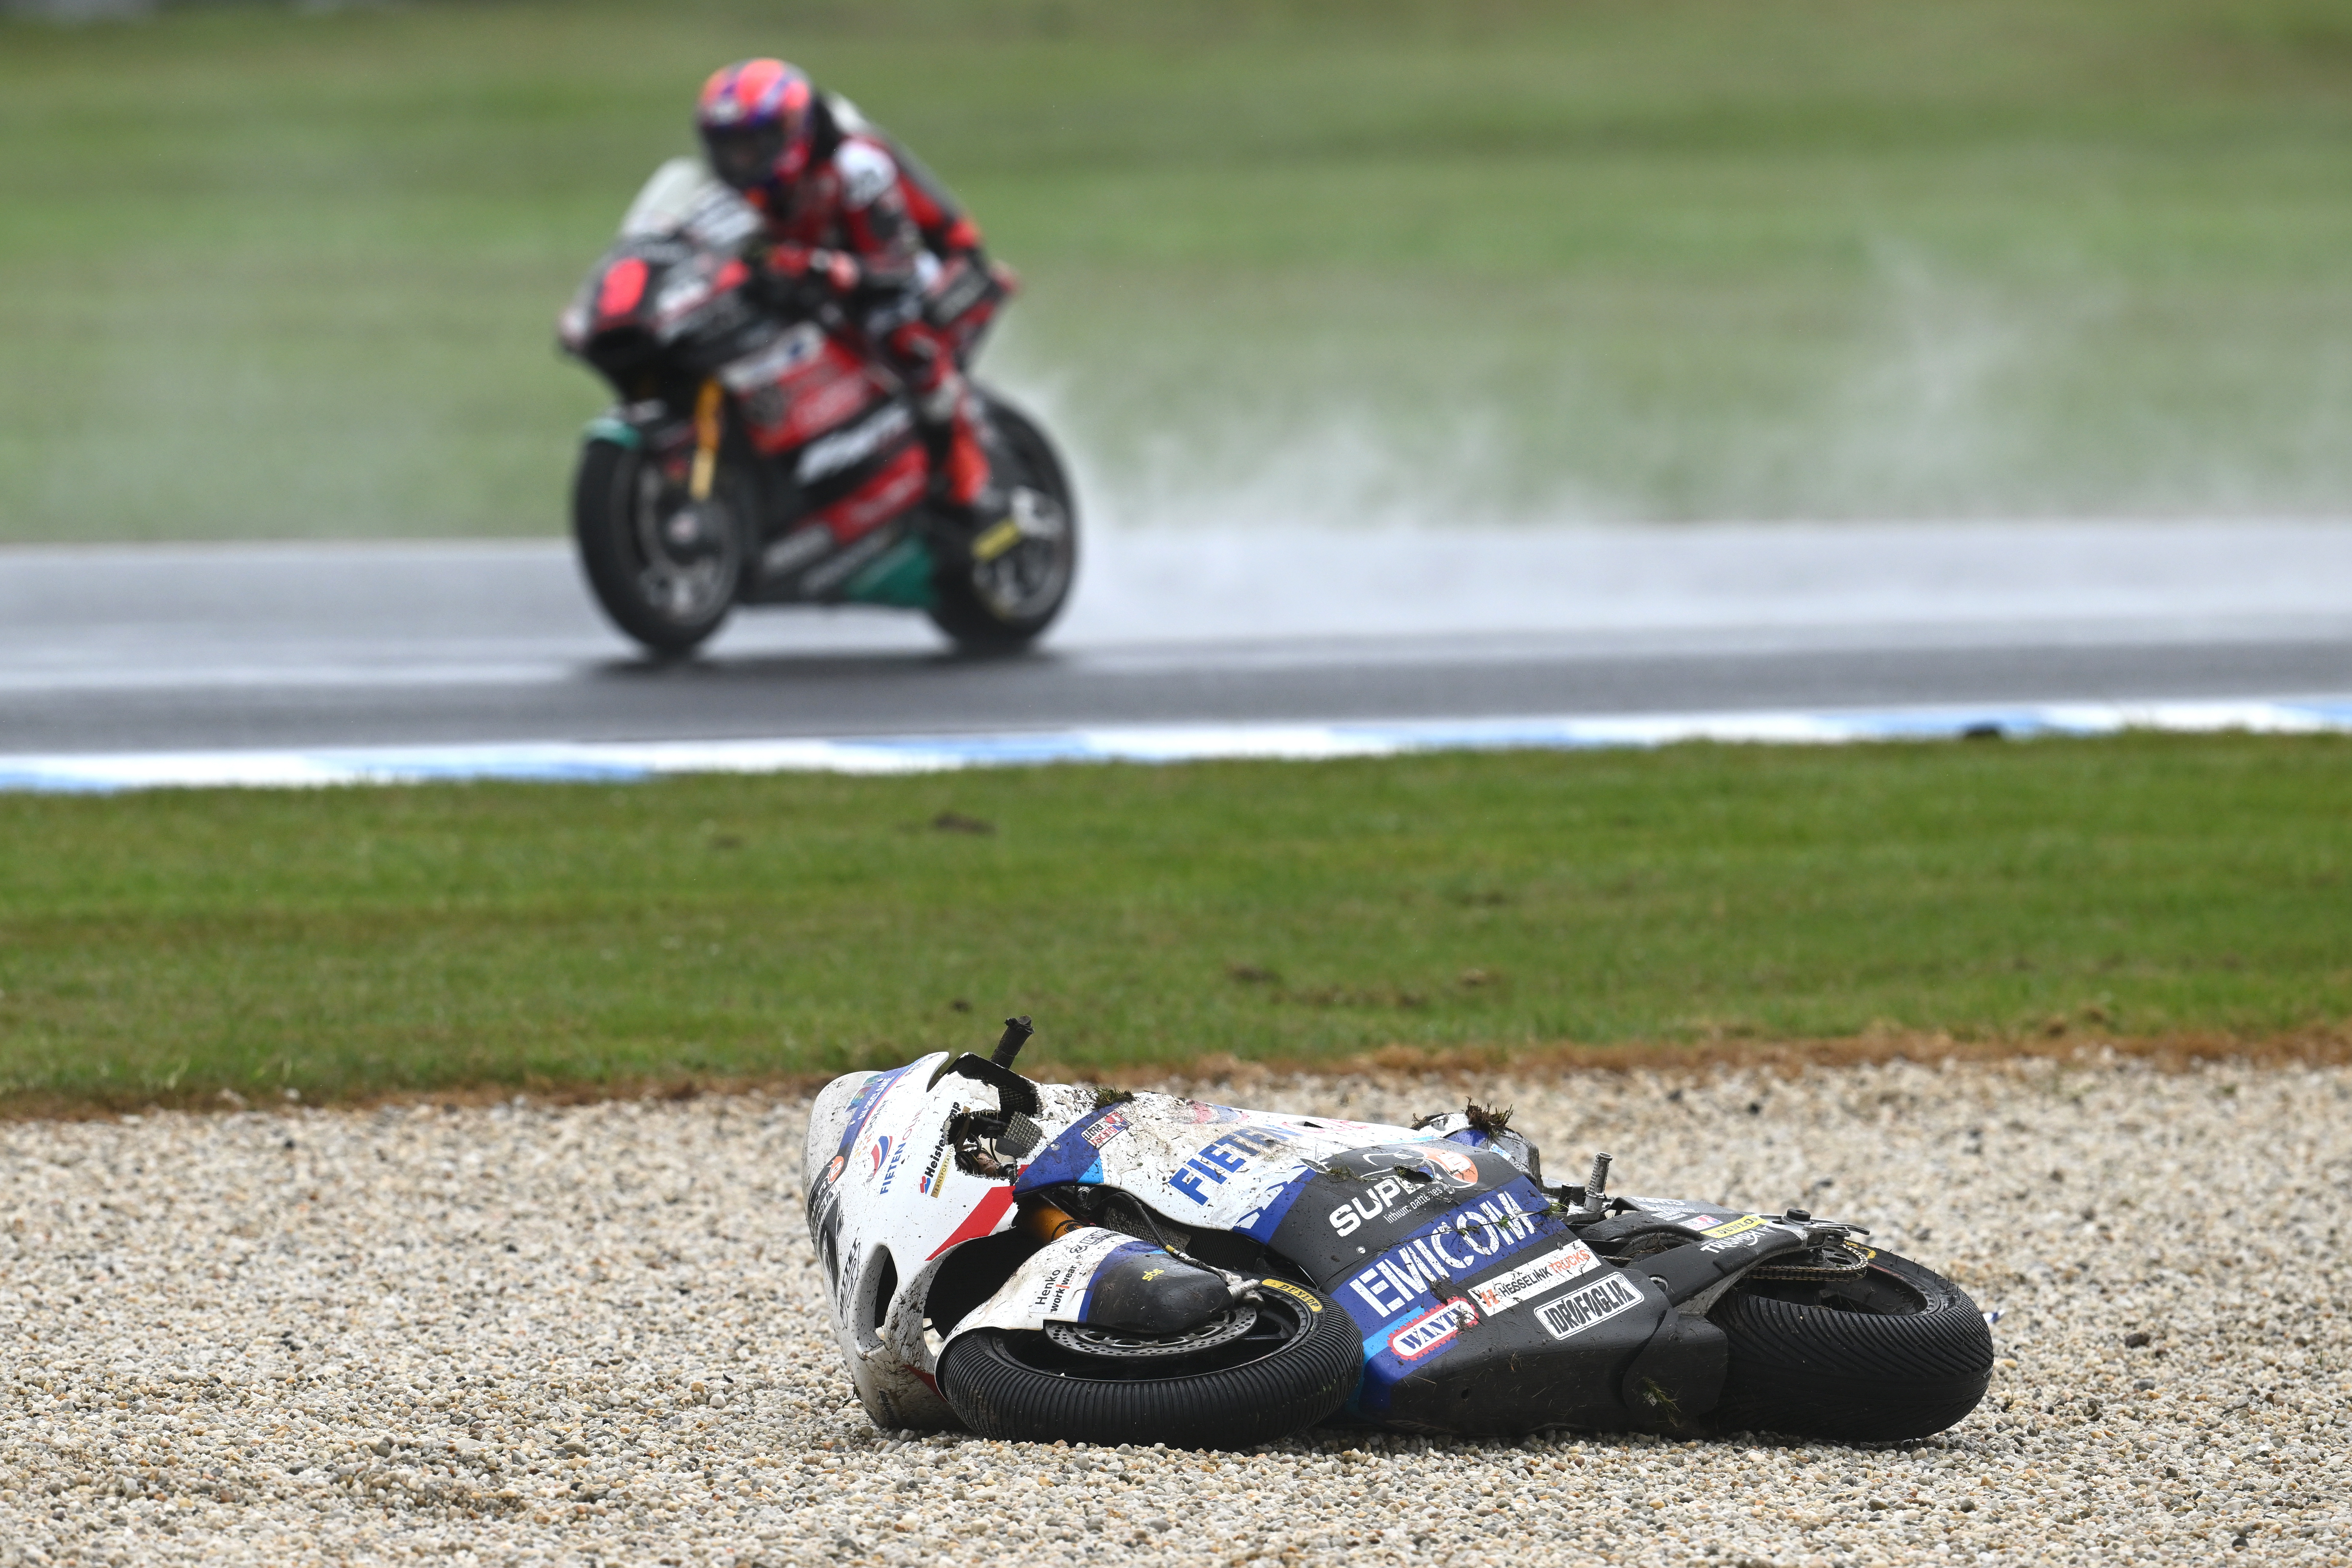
[[877, 1130, 930, 1195], [1335, 1182, 1551, 1328], [1015, 1105, 1133, 1193], [832, 1065, 914, 1169], [1337, 1181, 1565, 1417], [1167, 1124, 1304, 1205]]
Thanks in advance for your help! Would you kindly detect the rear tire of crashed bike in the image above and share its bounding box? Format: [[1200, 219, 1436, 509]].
[[936, 1281, 1359, 1450], [925, 390, 1077, 655], [1708, 1249, 1994, 1442], [572, 437, 743, 657]]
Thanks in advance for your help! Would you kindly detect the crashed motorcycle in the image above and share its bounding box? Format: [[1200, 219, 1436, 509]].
[[558, 159, 1076, 657], [804, 1020, 1995, 1449]]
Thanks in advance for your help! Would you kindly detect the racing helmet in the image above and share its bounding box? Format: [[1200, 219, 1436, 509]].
[[695, 58, 817, 206]]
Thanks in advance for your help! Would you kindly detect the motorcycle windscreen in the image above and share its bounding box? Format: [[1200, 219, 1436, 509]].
[[617, 157, 765, 252]]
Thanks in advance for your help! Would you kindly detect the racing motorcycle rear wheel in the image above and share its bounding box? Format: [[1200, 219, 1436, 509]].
[[936, 1279, 1359, 1450], [1708, 1248, 1994, 1442], [573, 437, 747, 657], [926, 391, 1077, 653]]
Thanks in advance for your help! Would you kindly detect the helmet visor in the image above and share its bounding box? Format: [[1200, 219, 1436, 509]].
[[703, 123, 786, 191]]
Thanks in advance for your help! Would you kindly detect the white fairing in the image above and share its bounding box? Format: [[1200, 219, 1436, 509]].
[[1061, 1093, 1431, 1232], [944, 1226, 1148, 1341], [799, 1057, 1094, 1429], [801, 1061, 1437, 1432]]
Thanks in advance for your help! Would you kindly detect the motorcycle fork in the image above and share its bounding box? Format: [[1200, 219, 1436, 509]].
[[688, 378, 724, 502], [1019, 1198, 1081, 1244]]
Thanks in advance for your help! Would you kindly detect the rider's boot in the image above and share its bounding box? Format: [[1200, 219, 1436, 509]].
[[922, 383, 1014, 566]]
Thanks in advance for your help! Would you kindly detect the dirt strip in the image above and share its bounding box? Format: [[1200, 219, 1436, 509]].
[[3, 1055, 2346, 1566]]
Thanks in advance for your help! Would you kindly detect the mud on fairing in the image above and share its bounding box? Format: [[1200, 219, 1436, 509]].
[[803, 1021, 1993, 1450]]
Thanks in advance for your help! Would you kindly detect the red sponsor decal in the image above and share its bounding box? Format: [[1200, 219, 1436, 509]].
[[777, 356, 880, 450], [1388, 1299, 1475, 1361], [814, 445, 928, 542], [925, 1185, 1016, 1261], [595, 257, 648, 321]]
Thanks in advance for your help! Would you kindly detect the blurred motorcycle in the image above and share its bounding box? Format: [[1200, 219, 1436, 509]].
[[558, 160, 1076, 656]]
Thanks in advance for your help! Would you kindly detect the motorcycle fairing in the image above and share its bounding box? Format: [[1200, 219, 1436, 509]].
[[802, 1060, 1105, 1429], [1268, 1139, 1539, 1279], [795, 401, 915, 489], [651, 253, 753, 345], [1578, 1202, 1813, 1308], [999, 1096, 1676, 1428], [1012, 1096, 1433, 1237], [801, 1054, 1855, 1438], [940, 1226, 1227, 1344], [807, 444, 929, 546], [715, 322, 829, 441], [1278, 1167, 1675, 1427]]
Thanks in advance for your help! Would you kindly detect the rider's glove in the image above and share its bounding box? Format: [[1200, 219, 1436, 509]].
[[761, 244, 862, 299]]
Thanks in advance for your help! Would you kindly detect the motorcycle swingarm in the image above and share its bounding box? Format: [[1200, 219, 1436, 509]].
[[1614, 1216, 1810, 1307]]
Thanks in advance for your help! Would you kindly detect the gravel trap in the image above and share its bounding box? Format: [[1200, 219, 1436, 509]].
[[2, 1055, 2345, 1565]]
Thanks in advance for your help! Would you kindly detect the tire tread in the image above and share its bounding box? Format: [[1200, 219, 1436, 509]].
[[939, 1287, 1359, 1450], [1710, 1251, 1994, 1442]]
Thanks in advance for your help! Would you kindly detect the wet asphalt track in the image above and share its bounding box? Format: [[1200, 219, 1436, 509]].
[[3, 521, 2348, 753]]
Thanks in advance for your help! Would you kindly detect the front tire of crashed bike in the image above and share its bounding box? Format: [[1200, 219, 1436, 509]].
[[1708, 1248, 1995, 1442], [937, 1278, 1360, 1450]]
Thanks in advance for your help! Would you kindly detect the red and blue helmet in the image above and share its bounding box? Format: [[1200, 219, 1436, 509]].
[[695, 58, 816, 203]]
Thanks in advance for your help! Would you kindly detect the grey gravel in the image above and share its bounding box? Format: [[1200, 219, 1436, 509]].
[[3, 1053, 2348, 1565]]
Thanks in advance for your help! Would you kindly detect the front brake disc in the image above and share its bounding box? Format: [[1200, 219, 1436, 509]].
[[1043, 1302, 1260, 1360]]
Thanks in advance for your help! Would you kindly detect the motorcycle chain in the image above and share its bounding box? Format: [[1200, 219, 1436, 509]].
[[1747, 1240, 1872, 1280]]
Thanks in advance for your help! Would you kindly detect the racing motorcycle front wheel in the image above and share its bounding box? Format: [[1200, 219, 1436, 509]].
[[927, 391, 1077, 653], [936, 1279, 1359, 1450], [573, 437, 748, 657], [1709, 1248, 1994, 1442]]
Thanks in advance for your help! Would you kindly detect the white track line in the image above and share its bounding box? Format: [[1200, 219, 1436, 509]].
[[3, 697, 2348, 794]]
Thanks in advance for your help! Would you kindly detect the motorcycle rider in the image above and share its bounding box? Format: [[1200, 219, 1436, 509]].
[[694, 58, 1012, 549]]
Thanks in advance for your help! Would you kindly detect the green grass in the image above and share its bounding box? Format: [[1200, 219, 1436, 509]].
[[4, 0, 2352, 538], [2, 734, 2347, 1105]]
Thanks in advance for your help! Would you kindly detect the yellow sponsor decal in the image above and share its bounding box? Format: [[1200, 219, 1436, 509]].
[[1257, 1277, 1323, 1313], [1702, 1214, 1767, 1240], [972, 518, 1023, 562]]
